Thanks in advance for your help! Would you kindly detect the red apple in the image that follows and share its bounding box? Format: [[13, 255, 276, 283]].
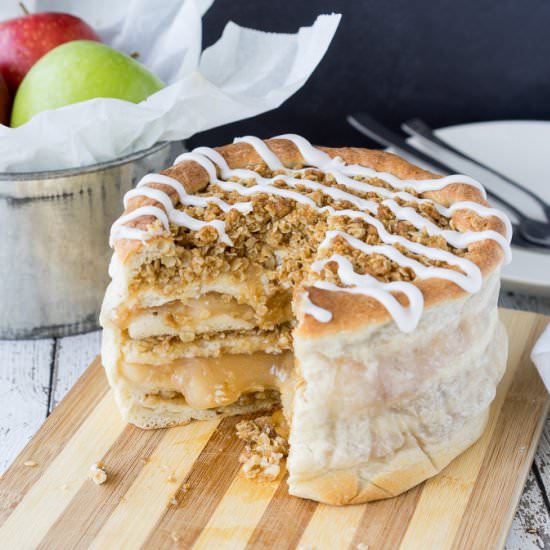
[[0, 72, 10, 125], [0, 12, 101, 95]]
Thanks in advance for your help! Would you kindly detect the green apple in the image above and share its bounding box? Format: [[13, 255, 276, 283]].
[[11, 40, 164, 127]]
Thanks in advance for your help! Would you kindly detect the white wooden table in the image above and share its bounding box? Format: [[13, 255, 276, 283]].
[[1, 290, 549, 549]]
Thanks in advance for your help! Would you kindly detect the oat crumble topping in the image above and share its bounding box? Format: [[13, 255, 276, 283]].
[[131, 168, 473, 293]]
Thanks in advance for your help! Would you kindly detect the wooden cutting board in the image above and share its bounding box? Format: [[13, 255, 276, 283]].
[[0, 308, 548, 550]]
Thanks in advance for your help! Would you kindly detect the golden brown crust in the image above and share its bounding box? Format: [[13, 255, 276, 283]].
[[113, 138, 507, 335]]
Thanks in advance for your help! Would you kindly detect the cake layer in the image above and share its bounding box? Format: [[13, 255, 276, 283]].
[[123, 295, 261, 340], [111, 282, 293, 340], [109, 265, 294, 332], [119, 351, 293, 409], [118, 388, 280, 430], [122, 324, 293, 364], [125, 296, 291, 340]]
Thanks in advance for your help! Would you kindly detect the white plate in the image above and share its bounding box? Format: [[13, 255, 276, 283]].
[[401, 120, 550, 296]]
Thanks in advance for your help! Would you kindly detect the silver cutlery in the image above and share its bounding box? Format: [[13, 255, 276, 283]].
[[401, 117, 550, 222], [347, 113, 550, 249]]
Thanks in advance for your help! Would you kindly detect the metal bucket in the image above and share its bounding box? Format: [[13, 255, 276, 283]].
[[0, 141, 182, 339]]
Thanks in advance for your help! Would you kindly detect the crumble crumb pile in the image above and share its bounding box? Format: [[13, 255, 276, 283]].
[[236, 415, 289, 482], [89, 462, 108, 485]]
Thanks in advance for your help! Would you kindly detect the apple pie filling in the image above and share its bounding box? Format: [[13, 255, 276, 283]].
[[119, 351, 293, 409], [113, 281, 296, 409]]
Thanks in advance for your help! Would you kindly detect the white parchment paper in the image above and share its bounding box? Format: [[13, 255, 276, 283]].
[[0, 0, 340, 171], [532, 323, 550, 393]]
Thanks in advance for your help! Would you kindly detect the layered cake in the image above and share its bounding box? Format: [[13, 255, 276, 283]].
[[101, 134, 512, 504]]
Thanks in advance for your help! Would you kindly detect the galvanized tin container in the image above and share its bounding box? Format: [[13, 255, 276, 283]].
[[0, 141, 182, 339]]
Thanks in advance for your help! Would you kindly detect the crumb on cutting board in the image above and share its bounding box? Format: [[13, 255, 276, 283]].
[[166, 472, 177, 483], [89, 462, 108, 485]]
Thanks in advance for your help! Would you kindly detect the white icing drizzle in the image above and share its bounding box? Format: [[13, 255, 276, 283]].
[[215, 178, 320, 208], [381, 199, 512, 263], [110, 205, 169, 246], [178, 139, 512, 250], [274, 133, 487, 198], [310, 258, 425, 333], [234, 136, 285, 170], [215, 170, 380, 213], [447, 201, 513, 243], [111, 173, 235, 247], [341, 163, 487, 196], [315, 231, 481, 294], [323, 213, 483, 287], [110, 134, 512, 332], [173, 152, 218, 180], [301, 291, 333, 323], [136, 173, 253, 214], [192, 146, 231, 172]]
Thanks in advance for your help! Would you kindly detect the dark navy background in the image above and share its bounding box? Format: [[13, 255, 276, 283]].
[[188, 0, 550, 149]]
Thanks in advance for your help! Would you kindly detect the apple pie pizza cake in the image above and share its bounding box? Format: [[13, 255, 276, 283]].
[[101, 134, 511, 505]]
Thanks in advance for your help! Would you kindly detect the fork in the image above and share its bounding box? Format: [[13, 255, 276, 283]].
[[347, 113, 550, 248]]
